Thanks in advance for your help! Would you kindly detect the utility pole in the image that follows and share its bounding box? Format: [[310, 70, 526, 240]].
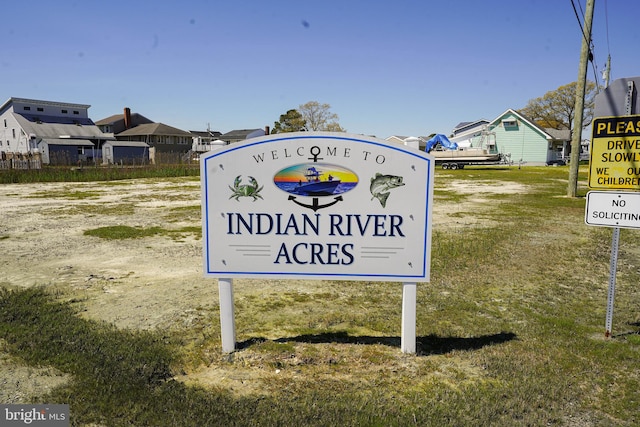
[[568, 0, 595, 197], [603, 54, 611, 88]]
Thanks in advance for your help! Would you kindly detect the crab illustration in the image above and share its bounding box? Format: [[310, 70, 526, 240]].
[[228, 175, 263, 201]]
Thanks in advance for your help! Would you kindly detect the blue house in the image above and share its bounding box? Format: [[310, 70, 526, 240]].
[[487, 109, 571, 166]]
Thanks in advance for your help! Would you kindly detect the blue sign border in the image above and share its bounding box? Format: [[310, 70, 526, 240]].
[[201, 133, 433, 281]]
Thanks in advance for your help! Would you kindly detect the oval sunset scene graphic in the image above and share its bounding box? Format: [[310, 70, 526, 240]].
[[273, 163, 358, 197]]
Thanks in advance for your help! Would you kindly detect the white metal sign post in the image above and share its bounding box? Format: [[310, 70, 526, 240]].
[[401, 136, 420, 354], [201, 132, 434, 353], [218, 278, 235, 353]]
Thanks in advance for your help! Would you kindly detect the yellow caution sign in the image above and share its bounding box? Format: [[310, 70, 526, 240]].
[[589, 115, 640, 189]]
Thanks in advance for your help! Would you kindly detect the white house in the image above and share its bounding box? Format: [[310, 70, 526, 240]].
[[0, 97, 112, 165], [385, 135, 428, 150], [450, 119, 490, 148]]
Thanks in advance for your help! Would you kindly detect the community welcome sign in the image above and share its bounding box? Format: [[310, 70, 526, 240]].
[[201, 132, 434, 282]]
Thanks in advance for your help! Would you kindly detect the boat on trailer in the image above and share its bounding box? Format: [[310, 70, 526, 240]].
[[426, 133, 506, 169]]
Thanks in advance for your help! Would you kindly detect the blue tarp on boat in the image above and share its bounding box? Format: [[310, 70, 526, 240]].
[[425, 134, 458, 152]]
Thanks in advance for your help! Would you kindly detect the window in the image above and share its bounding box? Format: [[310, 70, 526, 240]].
[[23, 106, 31, 111], [12, 129, 15, 138], [502, 119, 518, 128], [73, 111, 79, 115], [3, 119, 6, 127], [37, 107, 44, 112], [61, 109, 68, 114]]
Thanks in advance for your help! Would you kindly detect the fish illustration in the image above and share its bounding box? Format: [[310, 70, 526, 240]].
[[370, 173, 404, 207]]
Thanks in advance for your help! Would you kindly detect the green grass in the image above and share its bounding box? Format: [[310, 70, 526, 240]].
[[0, 164, 199, 184], [27, 190, 104, 199], [83, 225, 165, 239], [1, 166, 640, 425], [44, 203, 137, 216], [83, 225, 201, 240]]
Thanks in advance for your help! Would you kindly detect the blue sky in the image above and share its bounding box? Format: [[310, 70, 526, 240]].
[[3, 0, 637, 138]]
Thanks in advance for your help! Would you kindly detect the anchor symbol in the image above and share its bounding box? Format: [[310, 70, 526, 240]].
[[288, 195, 343, 211], [308, 146, 323, 162]]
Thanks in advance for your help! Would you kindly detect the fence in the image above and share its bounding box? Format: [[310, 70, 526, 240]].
[[152, 151, 199, 165], [0, 155, 42, 170]]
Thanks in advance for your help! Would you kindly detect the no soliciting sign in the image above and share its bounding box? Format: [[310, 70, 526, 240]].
[[200, 132, 434, 282], [585, 190, 640, 229]]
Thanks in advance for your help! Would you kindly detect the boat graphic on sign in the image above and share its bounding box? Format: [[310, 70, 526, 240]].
[[273, 163, 358, 197]]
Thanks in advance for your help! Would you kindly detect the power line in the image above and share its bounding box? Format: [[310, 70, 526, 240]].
[[570, 0, 600, 91], [570, 0, 590, 47]]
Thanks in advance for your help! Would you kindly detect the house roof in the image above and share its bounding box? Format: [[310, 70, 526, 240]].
[[543, 128, 571, 141], [41, 138, 95, 146], [104, 140, 150, 147], [489, 109, 555, 140], [190, 130, 222, 138], [221, 129, 264, 139], [14, 113, 111, 140], [386, 135, 428, 143], [116, 122, 191, 136], [452, 119, 489, 133], [95, 112, 153, 126], [386, 135, 409, 142], [95, 114, 122, 125], [1, 97, 90, 113]]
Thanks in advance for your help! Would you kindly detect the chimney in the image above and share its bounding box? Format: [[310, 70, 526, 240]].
[[124, 107, 132, 130], [265, 125, 270, 135]]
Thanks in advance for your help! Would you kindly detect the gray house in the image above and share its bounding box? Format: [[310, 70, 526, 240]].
[[95, 107, 153, 135], [115, 122, 193, 153]]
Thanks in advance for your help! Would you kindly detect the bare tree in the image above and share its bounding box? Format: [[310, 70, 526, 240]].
[[298, 101, 345, 132], [519, 81, 596, 134]]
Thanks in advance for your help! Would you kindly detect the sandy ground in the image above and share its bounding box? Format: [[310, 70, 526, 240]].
[[0, 174, 526, 403]]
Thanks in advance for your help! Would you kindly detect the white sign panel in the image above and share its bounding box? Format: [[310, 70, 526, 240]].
[[201, 132, 434, 282], [585, 190, 640, 229]]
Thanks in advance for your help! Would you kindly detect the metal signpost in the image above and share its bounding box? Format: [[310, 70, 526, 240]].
[[585, 191, 640, 336], [201, 132, 434, 353], [586, 77, 639, 337]]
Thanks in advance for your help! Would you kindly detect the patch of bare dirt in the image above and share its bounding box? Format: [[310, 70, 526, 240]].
[[433, 178, 526, 228], [0, 176, 525, 402]]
